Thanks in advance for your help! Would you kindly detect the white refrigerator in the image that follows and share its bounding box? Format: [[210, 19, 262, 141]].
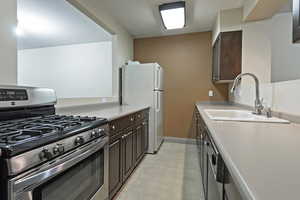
[[122, 63, 164, 154]]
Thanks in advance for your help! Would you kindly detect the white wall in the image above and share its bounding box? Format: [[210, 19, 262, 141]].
[[18, 42, 112, 98], [0, 1, 17, 84], [67, 0, 134, 98], [0, 0, 133, 107], [270, 13, 300, 82], [231, 12, 300, 116], [230, 18, 273, 107]]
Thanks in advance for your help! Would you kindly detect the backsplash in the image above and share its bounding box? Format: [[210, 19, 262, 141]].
[[229, 82, 273, 109], [230, 12, 300, 117]]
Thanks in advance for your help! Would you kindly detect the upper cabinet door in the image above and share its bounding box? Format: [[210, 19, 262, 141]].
[[293, 0, 300, 43], [212, 31, 242, 83], [212, 35, 221, 81]]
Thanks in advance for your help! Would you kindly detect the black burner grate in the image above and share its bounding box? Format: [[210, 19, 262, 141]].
[[0, 115, 101, 144]]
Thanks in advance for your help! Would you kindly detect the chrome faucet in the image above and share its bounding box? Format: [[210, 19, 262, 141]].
[[231, 73, 264, 115]]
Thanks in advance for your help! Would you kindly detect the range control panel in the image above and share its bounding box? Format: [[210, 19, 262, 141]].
[[0, 89, 28, 101]]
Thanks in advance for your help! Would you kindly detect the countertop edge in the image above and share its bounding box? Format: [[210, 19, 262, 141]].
[[106, 106, 150, 121], [56, 104, 150, 122], [196, 102, 255, 200]]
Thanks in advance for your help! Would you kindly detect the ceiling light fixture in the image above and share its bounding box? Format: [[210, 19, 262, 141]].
[[159, 1, 186, 30]]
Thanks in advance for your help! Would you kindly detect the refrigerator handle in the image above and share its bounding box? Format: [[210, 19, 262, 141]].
[[156, 68, 160, 89], [156, 93, 160, 112]]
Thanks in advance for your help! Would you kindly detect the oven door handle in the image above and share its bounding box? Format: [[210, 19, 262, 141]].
[[11, 136, 109, 195]]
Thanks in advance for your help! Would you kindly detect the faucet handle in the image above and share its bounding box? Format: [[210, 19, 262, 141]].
[[265, 107, 272, 118]]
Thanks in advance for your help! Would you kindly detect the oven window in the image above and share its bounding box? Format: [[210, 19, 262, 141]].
[[33, 149, 104, 200]]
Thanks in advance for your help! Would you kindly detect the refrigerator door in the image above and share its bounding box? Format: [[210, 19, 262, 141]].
[[154, 64, 164, 91], [154, 90, 164, 152]]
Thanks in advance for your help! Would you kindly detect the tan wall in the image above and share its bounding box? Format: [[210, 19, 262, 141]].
[[134, 32, 228, 139]]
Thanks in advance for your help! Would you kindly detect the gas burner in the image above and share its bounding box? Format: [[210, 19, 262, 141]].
[[0, 115, 106, 146]]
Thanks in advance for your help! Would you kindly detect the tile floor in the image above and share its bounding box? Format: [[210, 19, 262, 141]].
[[115, 142, 204, 200]]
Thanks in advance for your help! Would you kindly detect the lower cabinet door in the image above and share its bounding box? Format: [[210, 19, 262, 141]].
[[109, 138, 122, 199], [122, 130, 134, 180], [207, 158, 222, 200], [142, 120, 149, 152], [135, 125, 143, 162]]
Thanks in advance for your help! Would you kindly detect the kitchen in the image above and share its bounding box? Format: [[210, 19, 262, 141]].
[[0, 0, 300, 200]]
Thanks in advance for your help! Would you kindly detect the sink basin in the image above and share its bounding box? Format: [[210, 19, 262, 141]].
[[204, 109, 290, 124]]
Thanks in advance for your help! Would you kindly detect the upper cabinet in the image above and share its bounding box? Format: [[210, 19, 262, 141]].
[[212, 8, 243, 83], [293, 0, 300, 43], [243, 0, 289, 22], [212, 31, 242, 82]]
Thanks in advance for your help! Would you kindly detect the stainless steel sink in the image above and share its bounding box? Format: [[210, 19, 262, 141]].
[[204, 109, 290, 123]]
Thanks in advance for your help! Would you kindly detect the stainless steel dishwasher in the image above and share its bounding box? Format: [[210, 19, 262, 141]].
[[206, 132, 227, 200]]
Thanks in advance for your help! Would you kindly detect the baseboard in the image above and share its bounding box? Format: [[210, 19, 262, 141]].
[[164, 137, 196, 145]]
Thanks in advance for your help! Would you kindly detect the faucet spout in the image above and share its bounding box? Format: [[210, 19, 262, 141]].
[[231, 73, 263, 115]]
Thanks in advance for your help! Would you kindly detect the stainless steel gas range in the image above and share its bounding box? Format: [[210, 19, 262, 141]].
[[0, 85, 109, 200]]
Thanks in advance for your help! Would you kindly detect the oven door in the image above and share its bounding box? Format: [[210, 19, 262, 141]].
[[8, 136, 109, 200]]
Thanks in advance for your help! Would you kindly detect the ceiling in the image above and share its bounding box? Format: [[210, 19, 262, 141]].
[[17, 0, 112, 50], [99, 0, 245, 38]]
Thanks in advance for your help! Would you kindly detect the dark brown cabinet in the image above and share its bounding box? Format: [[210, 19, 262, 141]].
[[212, 31, 242, 83], [109, 138, 122, 197], [122, 129, 134, 180], [293, 0, 300, 43], [135, 125, 143, 163], [108, 109, 149, 200], [142, 120, 149, 152]]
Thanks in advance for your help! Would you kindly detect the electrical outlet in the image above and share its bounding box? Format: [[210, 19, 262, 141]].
[[209, 90, 214, 97]]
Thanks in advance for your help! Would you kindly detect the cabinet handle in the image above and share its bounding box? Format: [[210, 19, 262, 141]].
[[130, 117, 134, 121], [111, 125, 116, 130], [122, 131, 133, 139], [110, 140, 119, 147], [138, 114, 141, 118]]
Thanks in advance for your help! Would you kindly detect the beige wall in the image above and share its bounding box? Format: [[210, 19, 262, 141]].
[[134, 32, 228, 139], [0, 1, 17, 84]]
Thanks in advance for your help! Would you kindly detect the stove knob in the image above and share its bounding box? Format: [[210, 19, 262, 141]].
[[97, 128, 105, 135], [74, 136, 84, 146], [91, 131, 97, 138], [39, 149, 53, 160], [53, 145, 65, 154]]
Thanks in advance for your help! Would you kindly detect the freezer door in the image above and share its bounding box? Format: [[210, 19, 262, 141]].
[[154, 91, 164, 151], [122, 64, 154, 106], [154, 64, 164, 91]]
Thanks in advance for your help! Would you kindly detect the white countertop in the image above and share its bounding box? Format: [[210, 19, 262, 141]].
[[196, 102, 300, 200], [56, 103, 150, 121]]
